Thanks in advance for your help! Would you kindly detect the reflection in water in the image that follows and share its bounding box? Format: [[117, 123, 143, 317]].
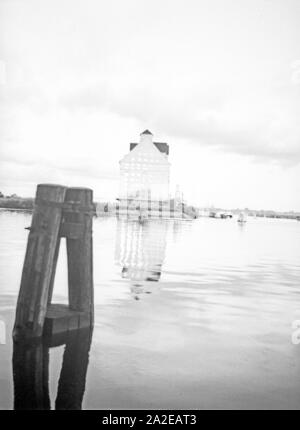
[[172, 219, 191, 242], [13, 339, 50, 410], [13, 328, 93, 410], [115, 220, 168, 297]]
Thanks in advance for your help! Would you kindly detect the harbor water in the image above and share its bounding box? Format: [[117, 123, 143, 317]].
[[0, 210, 299, 409]]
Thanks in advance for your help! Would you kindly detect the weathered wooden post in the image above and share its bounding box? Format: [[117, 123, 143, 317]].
[[13, 184, 66, 339], [13, 184, 94, 340], [44, 186, 94, 336], [64, 187, 94, 316]]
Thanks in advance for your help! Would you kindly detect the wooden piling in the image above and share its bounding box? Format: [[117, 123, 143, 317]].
[[44, 187, 94, 336], [13, 184, 94, 340], [13, 184, 66, 339], [64, 187, 94, 315]]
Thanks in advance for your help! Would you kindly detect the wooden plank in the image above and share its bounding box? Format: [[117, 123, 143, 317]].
[[13, 184, 66, 339], [43, 304, 91, 337]]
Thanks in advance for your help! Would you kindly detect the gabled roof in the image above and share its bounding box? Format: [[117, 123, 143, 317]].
[[130, 142, 169, 155], [120, 136, 170, 166], [140, 129, 153, 135]]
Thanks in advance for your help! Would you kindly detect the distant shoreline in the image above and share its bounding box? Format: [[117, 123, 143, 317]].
[[0, 197, 299, 220], [0, 197, 34, 211]]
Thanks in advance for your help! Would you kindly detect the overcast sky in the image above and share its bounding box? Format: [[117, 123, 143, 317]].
[[1, 0, 300, 210]]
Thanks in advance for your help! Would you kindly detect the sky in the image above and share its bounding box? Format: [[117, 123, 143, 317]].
[[0, 0, 300, 211]]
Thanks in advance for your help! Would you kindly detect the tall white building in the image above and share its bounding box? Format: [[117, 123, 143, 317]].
[[119, 130, 170, 204]]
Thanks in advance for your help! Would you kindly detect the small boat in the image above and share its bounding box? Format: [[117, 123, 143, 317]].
[[237, 212, 247, 223]]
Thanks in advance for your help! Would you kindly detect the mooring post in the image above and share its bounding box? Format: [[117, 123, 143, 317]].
[[14, 184, 95, 340], [44, 186, 94, 337], [13, 184, 66, 339], [64, 187, 94, 318]]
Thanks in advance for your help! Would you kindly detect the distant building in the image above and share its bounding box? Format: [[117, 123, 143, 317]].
[[119, 130, 170, 203]]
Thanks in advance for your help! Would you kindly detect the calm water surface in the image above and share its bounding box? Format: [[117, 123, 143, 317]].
[[0, 210, 300, 409]]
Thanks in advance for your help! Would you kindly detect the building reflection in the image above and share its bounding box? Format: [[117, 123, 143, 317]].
[[13, 327, 93, 410], [115, 220, 168, 298]]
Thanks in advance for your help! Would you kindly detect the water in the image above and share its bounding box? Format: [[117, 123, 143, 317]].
[[0, 210, 300, 409]]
